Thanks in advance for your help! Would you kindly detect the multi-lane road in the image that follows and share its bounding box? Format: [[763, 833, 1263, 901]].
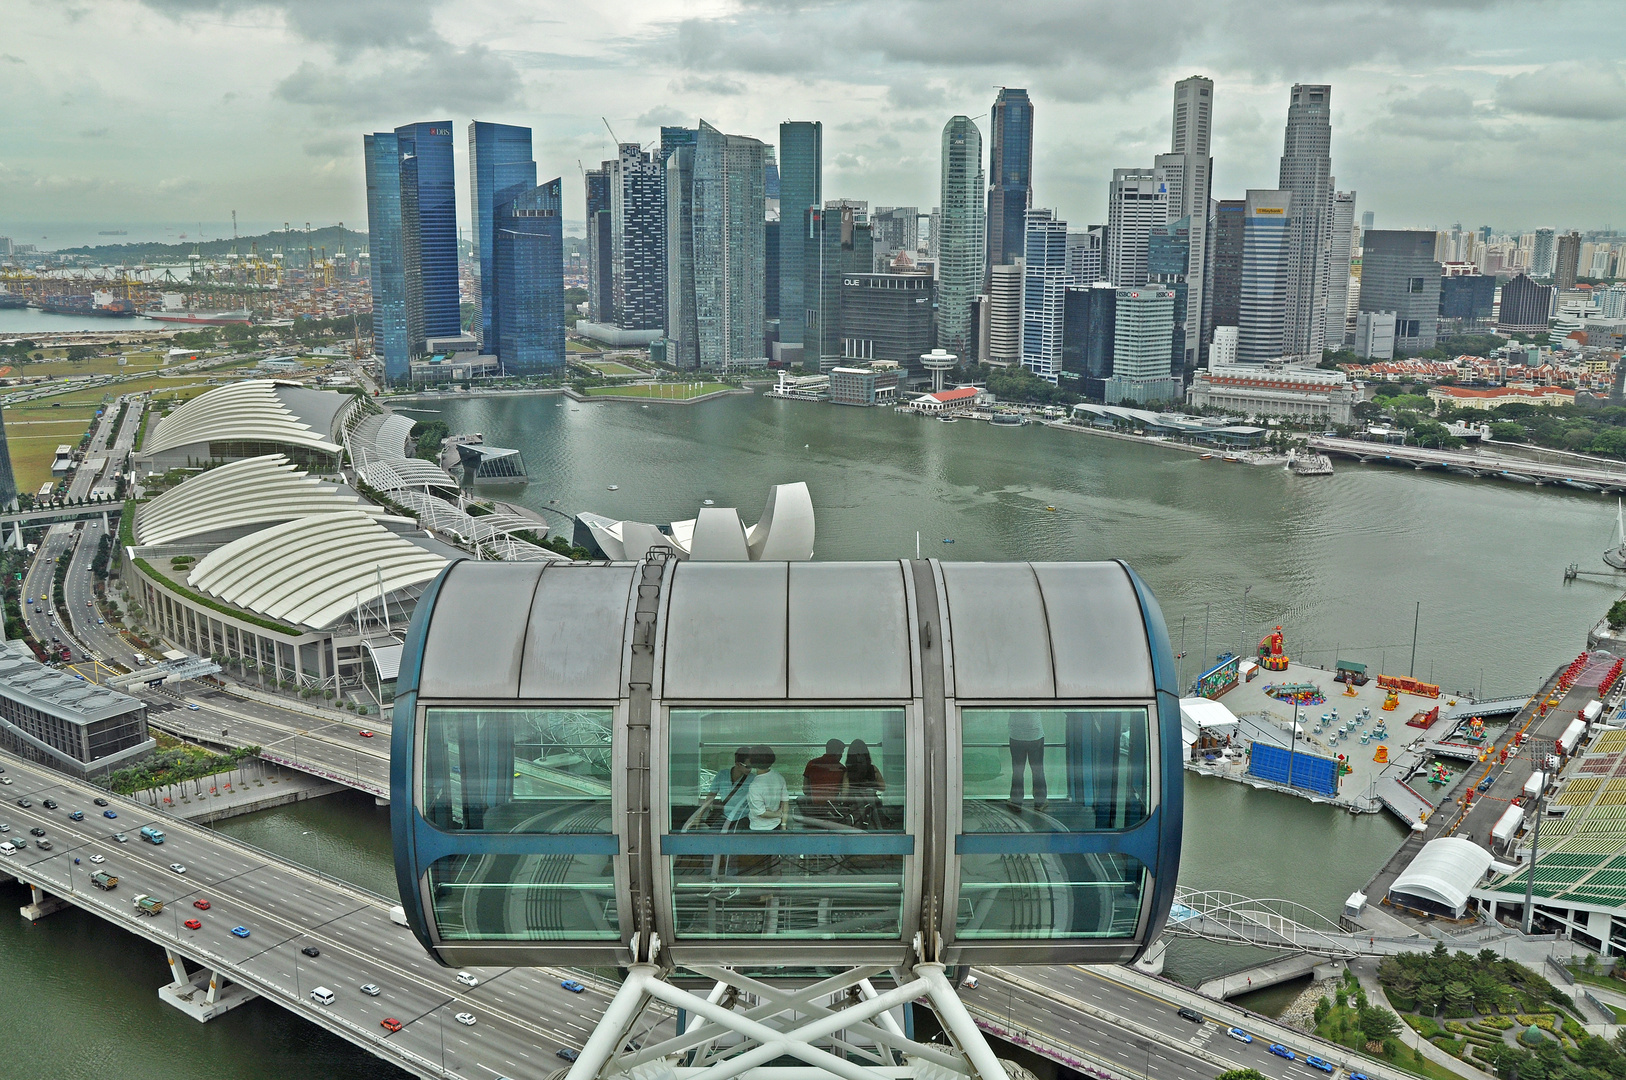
[[0, 750, 666, 1080]]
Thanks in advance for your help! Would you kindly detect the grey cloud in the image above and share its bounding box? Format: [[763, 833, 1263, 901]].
[[302, 134, 351, 157], [1387, 86, 1479, 120], [79, 127, 110, 138], [886, 82, 947, 110], [274, 44, 521, 117], [636, 106, 690, 128], [671, 75, 747, 96], [1, 54, 23, 64], [1497, 61, 1626, 121], [139, 0, 439, 51]]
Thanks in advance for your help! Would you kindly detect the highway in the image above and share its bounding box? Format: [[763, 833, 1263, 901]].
[[0, 750, 669, 1080]]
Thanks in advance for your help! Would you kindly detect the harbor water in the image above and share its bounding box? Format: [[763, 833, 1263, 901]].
[[0, 390, 1615, 1076]]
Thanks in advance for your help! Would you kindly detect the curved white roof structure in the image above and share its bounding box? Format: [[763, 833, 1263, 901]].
[[188, 510, 447, 630], [144, 380, 348, 460], [377, 414, 417, 458], [580, 482, 815, 562], [1388, 837, 1493, 917], [356, 455, 459, 492], [134, 455, 392, 546]]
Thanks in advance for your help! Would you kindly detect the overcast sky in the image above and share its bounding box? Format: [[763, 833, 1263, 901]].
[[2, 0, 1622, 248]]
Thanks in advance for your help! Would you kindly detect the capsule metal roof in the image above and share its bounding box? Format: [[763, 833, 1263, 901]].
[[188, 509, 447, 630], [134, 454, 393, 545], [144, 380, 349, 458], [411, 560, 1156, 702]]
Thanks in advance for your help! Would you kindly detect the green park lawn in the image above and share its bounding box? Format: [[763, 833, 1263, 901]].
[[582, 382, 732, 400]]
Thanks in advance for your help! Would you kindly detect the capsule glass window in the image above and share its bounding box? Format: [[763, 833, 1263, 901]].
[[665, 708, 910, 940], [960, 708, 1150, 832], [422, 707, 614, 833], [427, 853, 618, 941]]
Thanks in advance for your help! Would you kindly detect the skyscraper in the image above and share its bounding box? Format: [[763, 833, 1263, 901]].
[[1210, 199, 1245, 330], [937, 116, 985, 354], [1066, 227, 1104, 285], [468, 122, 536, 348], [1556, 231, 1582, 290], [1237, 190, 1293, 364], [1169, 76, 1213, 365], [672, 121, 768, 372], [584, 165, 612, 322], [1497, 274, 1554, 334], [986, 88, 1034, 277], [1020, 209, 1069, 383], [394, 122, 460, 351], [1358, 230, 1441, 355], [492, 178, 565, 376], [363, 131, 408, 380], [804, 199, 873, 369], [1326, 190, 1357, 348], [778, 122, 822, 354], [1105, 288, 1179, 404], [1061, 285, 1115, 399], [1277, 84, 1333, 357], [1147, 216, 1190, 368], [1532, 228, 1556, 278], [1106, 167, 1170, 288], [986, 262, 1023, 365], [609, 143, 666, 330]]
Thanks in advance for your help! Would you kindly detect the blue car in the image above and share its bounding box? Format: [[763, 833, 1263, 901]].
[[1350, 1073, 1369, 1080], [561, 980, 585, 994], [1227, 1028, 1252, 1044], [231, 926, 250, 938], [104, 810, 117, 818], [1268, 1045, 1295, 1061], [1305, 1057, 1334, 1073]]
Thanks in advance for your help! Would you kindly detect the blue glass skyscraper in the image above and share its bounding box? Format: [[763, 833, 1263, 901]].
[[777, 121, 822, 351], [363, 131, 408, 380], [395, 121, 460, 347], [469, 122, 537, 348], [986, 88, 1033, 277], [492, 178, 565, 376]]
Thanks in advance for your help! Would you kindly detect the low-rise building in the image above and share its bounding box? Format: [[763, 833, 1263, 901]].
[[409, 353, 501, 385], [828, 365, 899, 407], [0, 640, 152, 775], [909, 386, 989, 414], [1186, 364, 1359, 426], [1427, 385, 1577, 410]]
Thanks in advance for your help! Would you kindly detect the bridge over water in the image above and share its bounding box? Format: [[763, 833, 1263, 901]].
[[1309, 435, 1626, 492]]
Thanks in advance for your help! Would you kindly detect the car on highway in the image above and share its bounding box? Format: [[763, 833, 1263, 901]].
[[169, 863, 187, 874], [0, 825, 7, 833], [42, 799, 57, 809], [88, 854, 104, 864], [1177, 1007, 1203, 1023], [302, 946, 320, 957], [112, 832, 128, 843], [561, 980, 586, 993], [0, 778, 9, 786], [456, 972, 478, 986], [97, 618, 103, 625], [360, 983, 381, 997], [1268, 1045, 1295, 1060], [15, 799, 31, 808], [29, 827, 44, 837], [380, 1018, 403, 1033], [193, 899, 210, 909], [1305, 1056, 1334, 1073], [557, 1049, 580, 1063], [103, 810, 117, 819], [32, 607, 40, 615], [93, 798, 108, 807], [186, 703, 200, 711], [455, 1013, 476, 1027], [69, 810, 84, 821], [184, 918, 202, 930], [1227, 1028, 1252, 1044], [1349, 1073, 1369, 1080], [231, 926, 250, 938], [36, 839, 52, 850], [358, 730, 374, 738]]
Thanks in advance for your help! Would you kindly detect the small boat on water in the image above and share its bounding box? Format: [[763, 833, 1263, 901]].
[[1222, 455, 1241, 463], [1044, 505, 1057, 512], [1199, 453, 1214, 460], [942, 538, 955, 544], [702, 499, 715, 506], [939, 416, 958, 423], [607, 485, 619, 491]]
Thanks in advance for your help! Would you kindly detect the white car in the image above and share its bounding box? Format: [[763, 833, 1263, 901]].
[[169, 863, 187, 874], [359, 983, 381, 997], [88, 854, 105, 864], [455, 1012, 476, 1026], [456, 972, 478, 987]]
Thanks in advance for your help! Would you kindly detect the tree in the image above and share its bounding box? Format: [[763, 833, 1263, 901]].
[[1489, 421, 1527, 442], [1215, 1071, 1268, 1080], [1358, 1006, 1400, 1042]]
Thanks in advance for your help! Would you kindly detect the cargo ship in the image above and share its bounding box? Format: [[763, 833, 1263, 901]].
[[0, 293, 26, 309], [33, 290, 138, 317], [142, 292, 252, 325]]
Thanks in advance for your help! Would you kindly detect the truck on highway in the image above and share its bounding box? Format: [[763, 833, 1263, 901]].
[[132, 894, 163, 915], [90, 871, 118, 891], [139, 826, 165, 845], [389, 905, 409, 927]]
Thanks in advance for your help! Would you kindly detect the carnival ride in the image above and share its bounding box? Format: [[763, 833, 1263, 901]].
[[1258, 626, 1292, 672]]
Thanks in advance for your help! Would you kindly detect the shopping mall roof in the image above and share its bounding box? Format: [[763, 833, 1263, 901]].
[[1390, 837, 1493, 914], [187, 510, 447, 630], [143, 380, 351, 459], [134, 454, 395, 546]]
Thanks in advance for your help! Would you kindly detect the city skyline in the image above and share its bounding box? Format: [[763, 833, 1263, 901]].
[[3, 0, 1622, 245]]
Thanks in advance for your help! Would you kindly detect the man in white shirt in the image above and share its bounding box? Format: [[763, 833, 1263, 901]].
[[1008, 711, 1047, 810], [746, 745, 788, 831]]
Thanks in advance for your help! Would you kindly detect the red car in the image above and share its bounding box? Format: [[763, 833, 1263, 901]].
[[184, 918, 202, 930], [358, 730, 374, 738], [380, 1018, 403, 1033], [193, 899, 210, 910]]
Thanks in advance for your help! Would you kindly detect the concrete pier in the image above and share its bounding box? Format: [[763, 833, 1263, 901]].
[[19, 883, 68, 921], [160, 949, 259, 1021], [1198, 954, 1344, 999]]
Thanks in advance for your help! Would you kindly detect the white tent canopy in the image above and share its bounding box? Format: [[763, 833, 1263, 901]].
[[1388, 837, 1493, 918]]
